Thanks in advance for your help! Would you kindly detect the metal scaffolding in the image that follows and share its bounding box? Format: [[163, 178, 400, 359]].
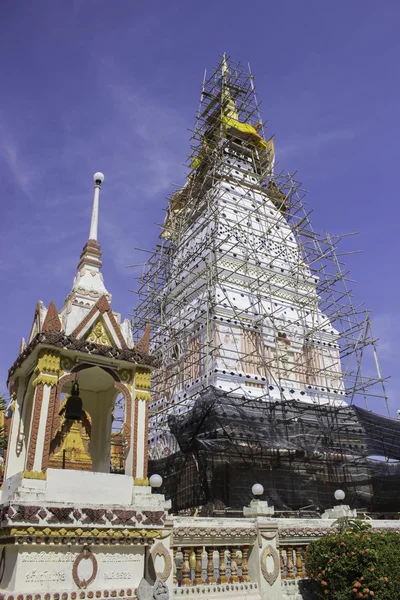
[[130, 55, 393, 512]]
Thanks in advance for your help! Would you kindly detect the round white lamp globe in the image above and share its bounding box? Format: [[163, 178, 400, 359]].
[[252, 483, 264, 497], [149, 474, 163, 489], [334, 489, 345, 502], [93, 172, 105, 184]]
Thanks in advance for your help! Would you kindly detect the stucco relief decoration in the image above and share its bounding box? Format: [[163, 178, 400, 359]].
[[143, 511, 165, 526], [258, 530, 277, 548], [173, 526, 256, 541], [72, 547, 98, 589], [60, 356, 75, 372], [118, 369, 133, 385], [260, 544, 280, 586], [148, 543, 172, 583], [87, 321, 111, 346], [153, 578, 169, 600]]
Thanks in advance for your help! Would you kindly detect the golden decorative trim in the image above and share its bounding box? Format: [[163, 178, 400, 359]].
[[32, 374, 59, 388], [4, 526, 162, 539], [32, 350, 63, 388], [135, 391, 151, 401], [134, 477, 149, 486], [135, 367, 151, 390], [22, 470, 47, 480], [36, 350, 62, 374]]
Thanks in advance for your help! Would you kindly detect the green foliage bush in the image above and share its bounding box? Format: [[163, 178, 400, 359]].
[[306, 521, 400, 599]]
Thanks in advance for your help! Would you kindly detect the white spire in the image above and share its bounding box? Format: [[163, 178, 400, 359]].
[[60, 172, 111, 334], [89, 172, 104, 240]]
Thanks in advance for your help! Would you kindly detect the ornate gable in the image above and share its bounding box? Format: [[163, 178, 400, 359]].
[[85, 318, 113, 347], [71, 295, 128, 349]]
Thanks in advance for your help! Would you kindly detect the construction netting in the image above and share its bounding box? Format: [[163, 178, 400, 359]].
[[149, 388, 400, 514]]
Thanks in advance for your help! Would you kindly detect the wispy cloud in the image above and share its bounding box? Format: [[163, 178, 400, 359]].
[[0, 121, 38, 199]]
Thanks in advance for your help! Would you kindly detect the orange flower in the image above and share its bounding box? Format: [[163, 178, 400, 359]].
[[369, 567, 375, 572], [354, 582, 361, 588], [321, 580, 327, 586]]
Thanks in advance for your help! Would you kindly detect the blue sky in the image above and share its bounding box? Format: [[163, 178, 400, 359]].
[[1, 1, 399, 414]]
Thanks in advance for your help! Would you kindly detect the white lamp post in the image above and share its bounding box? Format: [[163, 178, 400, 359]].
[[252, 483, 264, 497], [149, 474, 163, 489], [334, 489, 345, 504]]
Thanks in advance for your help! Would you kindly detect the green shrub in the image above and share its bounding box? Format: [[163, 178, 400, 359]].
[[305, 523, 400, 599]]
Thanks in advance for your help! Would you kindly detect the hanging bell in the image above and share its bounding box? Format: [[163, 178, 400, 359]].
[[65, 381, 83, 421]]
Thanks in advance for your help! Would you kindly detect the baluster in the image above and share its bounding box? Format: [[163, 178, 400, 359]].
[[194, 547, 203, 585], [182, 548, 191, 586], [279, 548, 286, 580], [218, 547, 228, 584], [295, 546, 306, 578], [173, 548, 178, 585], [230, 547, 239, 582], [189, 548, 196, 584], [236, 547, 243, 581], [287, 546, 295, 579], [241, 545, 250, 582], [207, 547, 216, 583]]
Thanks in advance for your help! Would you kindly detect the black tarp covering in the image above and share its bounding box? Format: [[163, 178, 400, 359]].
[[149, 388, 400, 513], [352, 405, 400, 460]]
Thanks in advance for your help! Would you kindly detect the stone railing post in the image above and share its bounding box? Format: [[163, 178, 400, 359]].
[[248, 518, 282, 600]]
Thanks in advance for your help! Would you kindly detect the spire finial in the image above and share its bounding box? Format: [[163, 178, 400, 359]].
[[89, 172, 104, 241], [222, 53, 228, 77]]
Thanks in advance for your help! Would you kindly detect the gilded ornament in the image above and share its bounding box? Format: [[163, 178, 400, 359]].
[[134, 477, 149, 486], [21, 470, 47, 480], [3, 526, 162, 539], [86, 320, 112, 346], [135, 391, 151, 401], [32, 350, 63, 388], [36, 350, 62, 375], [135, 367, 151, 390], [32, 374, 59, 388]]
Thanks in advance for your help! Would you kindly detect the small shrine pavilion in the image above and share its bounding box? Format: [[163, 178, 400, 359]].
[[0, 174, 171, 599]]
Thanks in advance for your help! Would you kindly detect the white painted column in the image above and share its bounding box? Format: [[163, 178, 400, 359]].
[[134, 399, 147, 479]]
